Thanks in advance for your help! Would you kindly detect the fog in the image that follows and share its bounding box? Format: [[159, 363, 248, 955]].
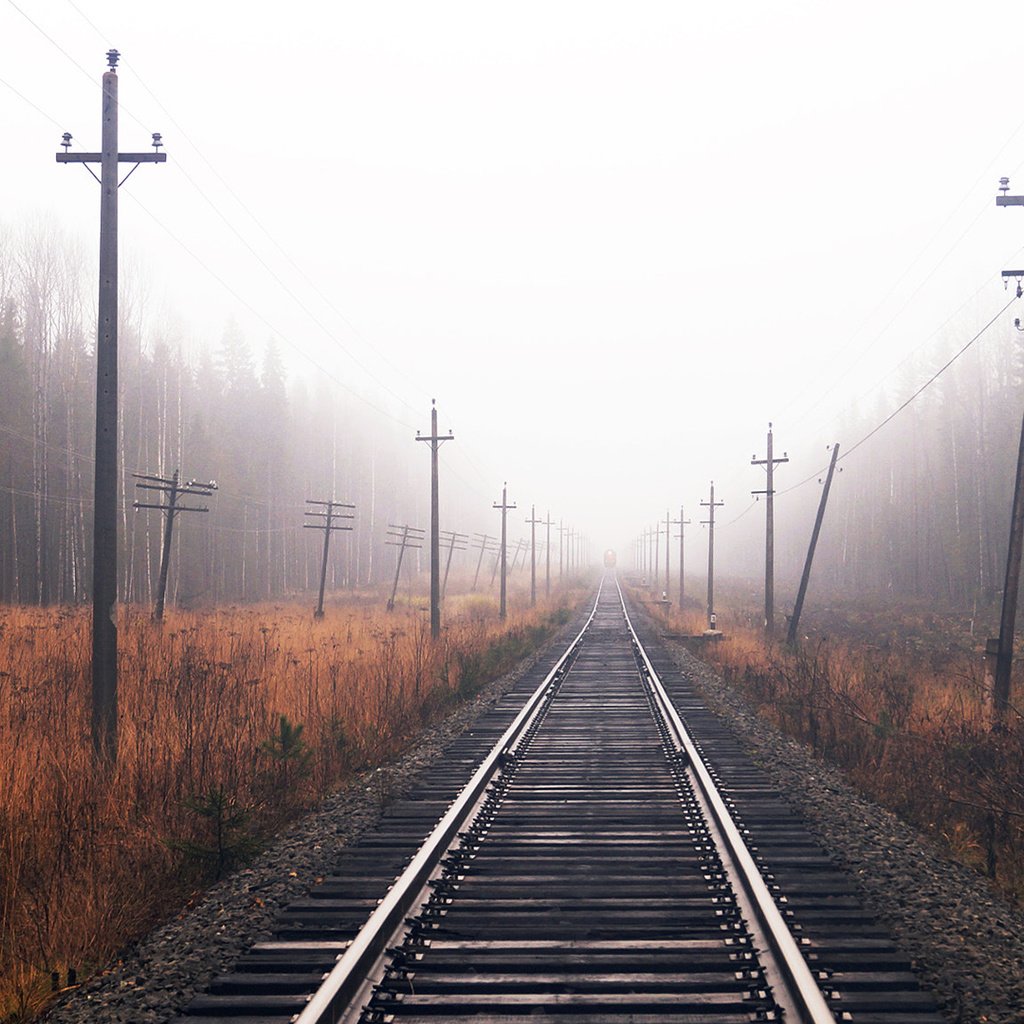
[[4, 1, 1024, 596]]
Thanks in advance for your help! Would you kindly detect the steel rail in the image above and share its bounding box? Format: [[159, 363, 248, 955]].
[[615, 576, 836, 1024], [291, 581, 605, 1024]]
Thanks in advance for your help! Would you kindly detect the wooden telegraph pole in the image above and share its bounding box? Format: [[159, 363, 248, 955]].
[[752, 423, 789, 636], [992, 179, 1024, 721], [664, 509, 672, 599], [440, 530, 468, 601], [700, 482, 724, 630], [416, 400, 454, 639], [652, 524, 660, 594], [304, 499, 355, 619], [672, 506, 691, 610], [385, 524, 425, 611], [57, 51, 166, 765], [471, 533, 494, 591], [526, 506, 542, 606], [133, 471, 217, 621], [493, 484, 517, 619], [787, 444, 840, 645]]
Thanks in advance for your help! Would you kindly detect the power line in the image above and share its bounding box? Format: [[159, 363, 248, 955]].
[[840, 295, 1016, 462], [59, 0, 431, 416], [779, 102, 1024, 429], [0, 72, 67, 130], [16, 0, 427, 423], [777, 294, 1018, 500], [121, 189, 420, 430], [6, 0, 97, 89]]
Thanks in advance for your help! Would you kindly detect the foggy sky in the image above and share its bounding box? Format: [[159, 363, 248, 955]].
[[4, 0, 1024, 559]]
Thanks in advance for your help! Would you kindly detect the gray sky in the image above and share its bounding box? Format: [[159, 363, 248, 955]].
[[5, 0, 1024, 558]]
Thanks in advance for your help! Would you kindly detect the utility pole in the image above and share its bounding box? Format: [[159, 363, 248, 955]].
[[992, 178, 1024, 721], [509, 538, 526, 573], [440, 529, 468, 600], [493, 483, 517, 619], [664, 508, 672, 599], [471, 533, 494, 591], [304, 499, 355, 619], [385, 524, 424, 611], [701, 482, 724, 630], [994, 411, 1024, 722], [133, 471, 216, 621], [526, 506, 542, 605], [559, 520, 568, 580], [543, 511, 553, 597], [416, 400, 454, 639], [752, 422, 789, 636], [652, 524, 660, 594], [672, 506, 691, 610], [57, 51, 166, 765], [787, 444, 840, 645]]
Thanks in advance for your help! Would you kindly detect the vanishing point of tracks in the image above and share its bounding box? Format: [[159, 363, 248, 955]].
[[175, 577, 943, 1023]]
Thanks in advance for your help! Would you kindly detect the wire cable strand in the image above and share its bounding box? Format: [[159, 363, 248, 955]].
[[777, 294, 1018, 499]]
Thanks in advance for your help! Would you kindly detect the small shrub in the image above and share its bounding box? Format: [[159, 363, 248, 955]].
[[167, 786, 260, 881]]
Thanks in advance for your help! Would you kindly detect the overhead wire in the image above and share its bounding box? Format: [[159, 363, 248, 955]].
[[28, 1, 501, 509], [0, 72, 68, 131], [15, 1, 427, 431], [775, 293, 1018, 501], [12, 3, 586, 520], [60, 0, 432, 418], [778, 106, 1024, 429]]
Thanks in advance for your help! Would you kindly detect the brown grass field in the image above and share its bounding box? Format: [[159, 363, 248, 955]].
[[0, 582, 587, 1021], [630, 579, 1024, 904]]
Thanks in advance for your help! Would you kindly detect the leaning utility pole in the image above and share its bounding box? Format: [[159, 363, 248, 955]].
[[304, 499, 355, 619], [385, 524, 425, 611], [471, 533, 495, 591], [752, 423, 789, 636], [528, 505, 544, 602], [57, 51, 166, 765], [416, 400, 454, 639], [787, 444, 840, 645], [515, 538, 528, 571], [701, 482, 724, 630], [133, 471, 216, 621], [440, 529, 468, 600], [672, 506, 691, 610], [493, 484, 517, 619]]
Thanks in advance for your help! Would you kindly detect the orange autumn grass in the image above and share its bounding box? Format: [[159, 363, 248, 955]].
[[635, 586, 1024, 902], [0, 584, 587, 1021]]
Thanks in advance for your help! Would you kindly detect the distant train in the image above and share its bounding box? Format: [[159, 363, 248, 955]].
[[603, 549, 617, 568]]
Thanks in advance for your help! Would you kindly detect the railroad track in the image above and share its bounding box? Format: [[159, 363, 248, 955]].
[[175, 577, 942, 1023]]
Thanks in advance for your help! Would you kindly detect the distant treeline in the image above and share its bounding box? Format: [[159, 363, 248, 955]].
[[5, 216, 1024, 613], [0, 217, 453, 607]]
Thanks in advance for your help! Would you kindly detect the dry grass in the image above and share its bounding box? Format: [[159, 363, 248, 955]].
[[632, 580, 1024, 902], [0, 582, 586, 1020]]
